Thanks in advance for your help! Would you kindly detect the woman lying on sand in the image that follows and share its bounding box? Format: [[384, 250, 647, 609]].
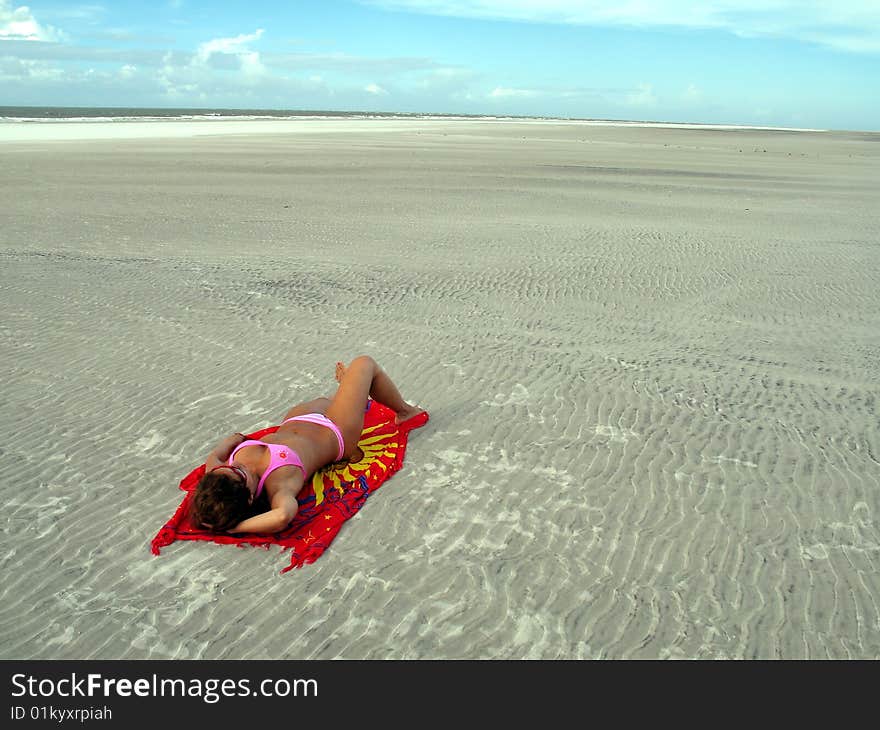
[[191, 355, 424, 534]]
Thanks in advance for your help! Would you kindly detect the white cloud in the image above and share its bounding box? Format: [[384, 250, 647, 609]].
[[488, 85, 621, 101], [0, 55, 131, 88], [0, 0, 64, 41], [145, 34, 255, 101], [627, 82, 657, 106], [682, 83, 701, 101], [195, 29, 266, 75], [0, 38, 171, 64], [262, 50, 440, 73], [119, 64, 136, 78], [359, 1, 880, 54], [413, 66, 475, 90], [0, 56, 64, 80], [43, 5, 106, 22], [489, 86, 541, 98], [365, 82, 388, 94], [196, 29, 264, 61]]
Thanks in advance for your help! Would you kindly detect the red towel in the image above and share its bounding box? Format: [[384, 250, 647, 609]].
[[151, 401, 429, 573]]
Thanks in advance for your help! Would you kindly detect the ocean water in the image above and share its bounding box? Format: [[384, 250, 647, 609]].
[[0, 106, 823, 132], [0, 106, 515, 123]]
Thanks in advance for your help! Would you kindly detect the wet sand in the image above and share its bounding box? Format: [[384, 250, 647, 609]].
[[1, 118, 878, 659]]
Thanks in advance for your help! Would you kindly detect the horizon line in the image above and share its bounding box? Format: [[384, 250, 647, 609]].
[[0, 104, 850, 133]]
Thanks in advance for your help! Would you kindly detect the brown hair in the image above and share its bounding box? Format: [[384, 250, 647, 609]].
[[190, 470, 251, 532]]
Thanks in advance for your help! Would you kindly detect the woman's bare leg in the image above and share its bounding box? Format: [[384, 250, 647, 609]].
[[325, 355, 422, 458]]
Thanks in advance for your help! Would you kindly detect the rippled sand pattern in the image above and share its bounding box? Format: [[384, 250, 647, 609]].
[[1, 121, 878, 659]]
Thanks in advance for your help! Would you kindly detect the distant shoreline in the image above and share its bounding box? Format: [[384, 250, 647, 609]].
[[0, 106, 828, 133]]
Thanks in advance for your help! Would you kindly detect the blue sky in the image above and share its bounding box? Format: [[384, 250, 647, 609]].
[[1, 0, 878, 130]]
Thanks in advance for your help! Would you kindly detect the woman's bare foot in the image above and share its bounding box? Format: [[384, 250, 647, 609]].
[[335, 361, 347, 383], [394, 403, 426, 425]]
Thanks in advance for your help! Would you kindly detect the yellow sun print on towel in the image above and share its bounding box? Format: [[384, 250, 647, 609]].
[[310, 422, 400, 506]]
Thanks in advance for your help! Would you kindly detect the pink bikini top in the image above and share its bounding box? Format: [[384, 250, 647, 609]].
[[226, 412, 345, 499], [227, 441, 305, 499]]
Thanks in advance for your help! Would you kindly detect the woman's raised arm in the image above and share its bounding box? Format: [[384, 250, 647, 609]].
[[228, 494, 298, 534], [204, 432, 247, 470]]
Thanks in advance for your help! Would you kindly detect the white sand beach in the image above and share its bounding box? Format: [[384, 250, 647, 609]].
[[1, 118, 878, 659]]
